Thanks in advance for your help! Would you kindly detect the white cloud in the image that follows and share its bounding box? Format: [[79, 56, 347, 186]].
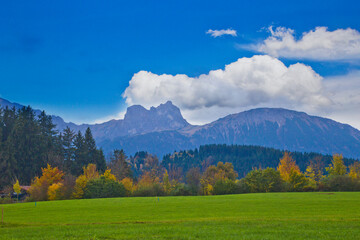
[[206, 29, 237, 38], [322, 71, 360, 130], [252, 26, 360, 61], [92, 110, 126, 124], [122, 55, 331, 125]]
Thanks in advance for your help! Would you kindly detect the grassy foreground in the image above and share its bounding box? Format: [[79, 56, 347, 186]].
[[0, 192, 359, 239]]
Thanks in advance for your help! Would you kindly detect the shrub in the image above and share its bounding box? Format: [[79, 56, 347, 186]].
[[213, 179, 238, 195], [170, 183, 192, 196], [242, 168, 284, 193], [235, 179, 250, 193], [83, 176, 126, 199], [133, 184, 165, 197], [287, 171, 309, 192], [323, 175, 360, 191], [0, 197, 13, 204]]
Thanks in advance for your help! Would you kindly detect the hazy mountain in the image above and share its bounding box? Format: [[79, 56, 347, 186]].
[[187, 108, 360, 158], [0, 97, 77, 130], [1, 97, 360, 159]]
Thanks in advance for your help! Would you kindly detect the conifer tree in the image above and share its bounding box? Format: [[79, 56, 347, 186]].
[[62, 127, 75, 172]]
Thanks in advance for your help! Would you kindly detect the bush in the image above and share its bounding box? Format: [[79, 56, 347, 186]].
[[28, 181, 49, 202], [323, 175, 360, 191], [287, 171, 309, 192], [235, 179, 250, 193], [241, 168, 284, 193], [83, 176, 126, 199], [213, 179, 238, 195], [170, 184, 193, 196], [0, 197, 13, 204], [133, 183, 165, 197]]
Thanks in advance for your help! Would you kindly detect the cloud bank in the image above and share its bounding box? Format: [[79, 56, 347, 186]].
[[252, 26, 360, 61], [206, 29, 237, 37], [122, 55, 332, 124]]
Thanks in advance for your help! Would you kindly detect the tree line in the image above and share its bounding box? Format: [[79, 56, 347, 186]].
[[0, 106, 106, 190], [1, 106, 360, 203], [4, 150, 360, 203]]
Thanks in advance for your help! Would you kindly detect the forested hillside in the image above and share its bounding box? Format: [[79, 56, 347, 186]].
[[161, 144, 356, 178]]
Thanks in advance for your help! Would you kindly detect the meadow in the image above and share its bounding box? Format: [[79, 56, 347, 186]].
[[1, 192, 360, 239]]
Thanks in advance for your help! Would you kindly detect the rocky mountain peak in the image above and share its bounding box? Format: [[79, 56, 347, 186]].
[[122, 101, 190, 135]]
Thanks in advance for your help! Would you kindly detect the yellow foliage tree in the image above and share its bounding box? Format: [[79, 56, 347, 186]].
[[13, 180, 21, 195], [120, 177, 136, 196], [304, 165, 317, 188], [326, 154, 347, 176], [102, 169, 117, 181], [277, 152, 300, 182], [72, 164, 99, 199], [162, 170, 171, 194], [305, 157, 324, 183], [349, 161, 360, 180], [48, 182, 64, 201], [13, 180, 21, 201]]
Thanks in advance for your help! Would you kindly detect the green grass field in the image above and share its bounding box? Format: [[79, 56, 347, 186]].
[[1, 192, 359, 239]]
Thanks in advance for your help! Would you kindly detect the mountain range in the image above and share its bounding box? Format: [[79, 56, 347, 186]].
[[1, 97, 360, 159]]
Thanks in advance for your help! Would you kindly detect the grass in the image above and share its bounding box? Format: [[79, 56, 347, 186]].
[[0, 192, 360, 239]]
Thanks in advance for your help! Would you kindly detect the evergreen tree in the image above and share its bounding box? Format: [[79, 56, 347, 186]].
[[62, 127, 75, 172], [108, 149, 132, 180], [72, 131, 87, 175]]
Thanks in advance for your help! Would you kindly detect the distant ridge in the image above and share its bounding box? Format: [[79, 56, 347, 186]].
[[1, 97, 360, 158]]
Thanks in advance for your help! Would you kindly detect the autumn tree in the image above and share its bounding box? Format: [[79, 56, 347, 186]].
[[277, 152, 300, 182], [102, 169, 117, 181], [162, 170, 171, 195], [133, 171, 164, 197], [200, 162, 238, 195], [48, 182, 64, 200], [72, 164, 99, 199], [326, 154, 347, 176], [28, 164, 64, 201], [13, 179, 21, 201], [120, 177, 136, 196], [349, 161, 360, 180], [305, 156, 324, 183]]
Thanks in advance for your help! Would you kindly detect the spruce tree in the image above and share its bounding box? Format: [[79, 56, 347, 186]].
[[62, 127, 75, 172], [72, 131, 86, 175]]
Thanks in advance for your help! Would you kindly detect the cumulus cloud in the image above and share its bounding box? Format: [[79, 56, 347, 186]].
[[206, 29, 237, 37], [251, 26, 360, 61], [322, 71, 360, 129], [122, 55, 332, 124]]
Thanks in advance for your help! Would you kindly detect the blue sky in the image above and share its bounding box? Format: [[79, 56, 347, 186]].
[[1, 0, 360, 128]]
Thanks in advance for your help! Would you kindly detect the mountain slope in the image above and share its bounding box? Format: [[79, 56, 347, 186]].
[[1, 98, 359, 158], [187, 108, 360, 158]]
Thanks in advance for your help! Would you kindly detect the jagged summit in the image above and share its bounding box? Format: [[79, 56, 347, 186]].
[[123, 101, 189, 134]]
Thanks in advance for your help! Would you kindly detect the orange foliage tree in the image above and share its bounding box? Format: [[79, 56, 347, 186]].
[[120, 177, 136, 196], [28, 164, 64, 201], [277, 152, 300, 182]]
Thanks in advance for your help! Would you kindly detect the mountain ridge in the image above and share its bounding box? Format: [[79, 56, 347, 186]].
[[1, 97, 359, 158]]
